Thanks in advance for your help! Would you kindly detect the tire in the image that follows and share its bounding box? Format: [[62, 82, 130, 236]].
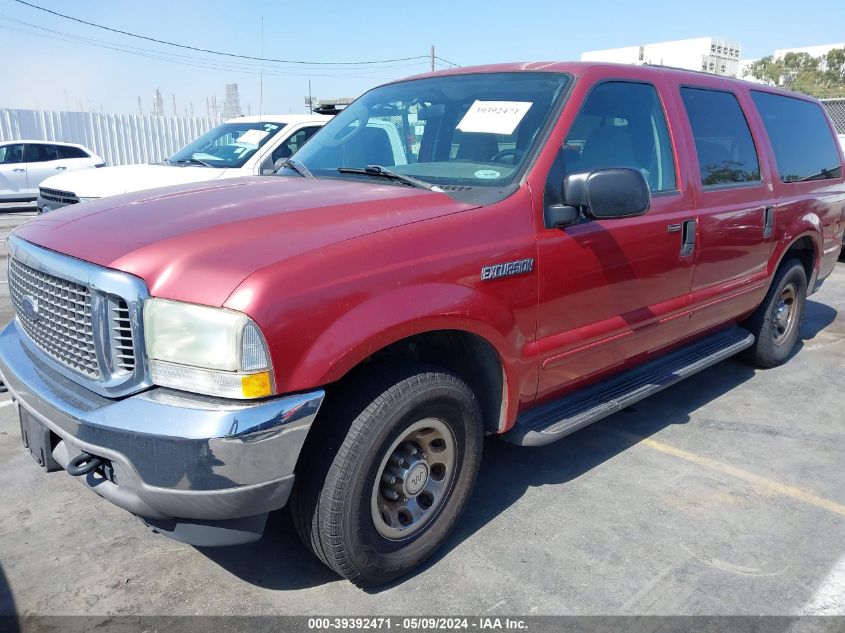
[[290, 362, 484, 587], [741, 258, 807, 368]]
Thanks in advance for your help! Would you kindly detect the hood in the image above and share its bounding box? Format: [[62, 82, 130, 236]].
[[16, 176, 476, 306], [40, 163, 230, 198]]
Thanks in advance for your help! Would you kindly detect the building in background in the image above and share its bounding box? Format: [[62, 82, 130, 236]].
[[582, 37, 742, 76], [222, 83, 242, 119]]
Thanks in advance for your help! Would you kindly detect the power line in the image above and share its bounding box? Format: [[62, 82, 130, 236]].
[[435, 56, 461, 68], [0, 18, 429, 80], [13, 0, 437, 67]]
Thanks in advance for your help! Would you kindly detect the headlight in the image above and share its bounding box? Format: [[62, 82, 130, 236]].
[[78, 197, 99, 202], [143, 298, 273, 399]]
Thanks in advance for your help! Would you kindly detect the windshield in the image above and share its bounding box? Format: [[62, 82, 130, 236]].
[[292, 72, 570, 193], [168, 121, 286, 168]]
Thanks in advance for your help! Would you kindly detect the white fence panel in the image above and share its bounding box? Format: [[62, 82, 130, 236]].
[[0, 109, 221, 166]]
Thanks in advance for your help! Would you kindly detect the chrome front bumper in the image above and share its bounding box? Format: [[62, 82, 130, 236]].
[[0, 320, 324, 545]]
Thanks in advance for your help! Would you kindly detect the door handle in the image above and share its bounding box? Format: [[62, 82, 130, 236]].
[[55, 166, 67, 171], [680, 219, 696, 257], [763, 206, 775, 239], [12, 168, 25, 173]]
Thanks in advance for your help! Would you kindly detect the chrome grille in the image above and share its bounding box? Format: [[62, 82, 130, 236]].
[[39, 188, 80, 205], [9, 257, 99, 377], [7, 235, 150, 398]]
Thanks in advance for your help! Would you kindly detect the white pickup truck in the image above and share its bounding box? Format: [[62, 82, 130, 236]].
[[37, 114, 331, 213]]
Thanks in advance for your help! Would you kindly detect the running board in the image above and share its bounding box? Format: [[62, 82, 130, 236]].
[[503, 327, 755, 447]]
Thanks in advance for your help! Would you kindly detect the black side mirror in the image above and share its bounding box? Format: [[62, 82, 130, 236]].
[[563, 168, 650, 219]]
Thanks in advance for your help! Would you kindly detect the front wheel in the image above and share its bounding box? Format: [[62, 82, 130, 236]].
[[741, 258, 807, 368], [291, 363, 483, 587]]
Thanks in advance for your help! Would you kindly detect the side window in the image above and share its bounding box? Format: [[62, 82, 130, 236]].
[[25, 144, 59, 163], [680, 88, 761, 186], [750, 91, 842, 182], [271, 126, 321, 163], [563, 81, 677, 192], [57, 145, 89, 159], [0, 144, 24, 164]]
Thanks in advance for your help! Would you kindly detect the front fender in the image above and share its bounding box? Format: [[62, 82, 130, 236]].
[[285, 281, 525, 420]]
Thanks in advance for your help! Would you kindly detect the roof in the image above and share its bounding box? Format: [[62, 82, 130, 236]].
[[225, 114, 333, 124], [0, 139, 89, 148], [393, 61, 818, 101]]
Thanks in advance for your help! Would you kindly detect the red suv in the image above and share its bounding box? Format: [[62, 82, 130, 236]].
[[1, 62, 843, 587]]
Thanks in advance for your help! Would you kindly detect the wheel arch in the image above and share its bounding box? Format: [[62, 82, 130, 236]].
[[770, 232, 818, 288]]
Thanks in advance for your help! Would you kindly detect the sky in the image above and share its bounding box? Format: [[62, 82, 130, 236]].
[[1, 0, 844, 116]]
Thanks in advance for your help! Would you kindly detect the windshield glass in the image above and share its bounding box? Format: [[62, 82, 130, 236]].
[[168, 121, 286, 168], [293, 72, 570, 189]]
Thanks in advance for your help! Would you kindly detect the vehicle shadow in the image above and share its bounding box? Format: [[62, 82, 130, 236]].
[[197, 510, 339, 590], [0, 563, 20, 632], [203, 300, 836, 593], [800, 300, 837, 340]]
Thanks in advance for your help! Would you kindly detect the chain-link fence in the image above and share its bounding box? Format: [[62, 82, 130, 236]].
[[821, 98, 845, 134]]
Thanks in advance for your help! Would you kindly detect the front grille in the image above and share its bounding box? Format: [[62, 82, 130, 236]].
[[39, 188, 79, 205], [7, 236, 149, 398], [9, 257, 99, 377]]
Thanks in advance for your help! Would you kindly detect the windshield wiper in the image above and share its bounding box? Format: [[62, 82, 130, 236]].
[[173, 157, 214, 168], [280, 158, 315, 179], [337, 165, 438, 191]]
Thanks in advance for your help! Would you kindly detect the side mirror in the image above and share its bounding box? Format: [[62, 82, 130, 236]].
[[563, 168, 650, 219]]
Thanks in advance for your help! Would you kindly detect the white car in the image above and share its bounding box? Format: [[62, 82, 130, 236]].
[[0, 141, 103, 203], [37, 114, 331, 213]]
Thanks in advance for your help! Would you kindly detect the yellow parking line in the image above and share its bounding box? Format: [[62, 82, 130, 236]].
[[617, 431, 845, 518]]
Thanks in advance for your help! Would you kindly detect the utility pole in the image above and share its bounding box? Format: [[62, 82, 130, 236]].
[[137, 96, 142, 116], [430, 45, 435, 72]]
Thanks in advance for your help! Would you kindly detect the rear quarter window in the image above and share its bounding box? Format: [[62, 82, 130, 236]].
[[751, 91, 843, 183], [57, 145, 89, 159]]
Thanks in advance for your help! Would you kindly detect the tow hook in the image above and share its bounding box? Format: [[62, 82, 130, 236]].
[[66, 452, 104, 476]]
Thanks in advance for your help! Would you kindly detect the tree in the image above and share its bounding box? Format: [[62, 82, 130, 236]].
[[748, 47, 845, 98]]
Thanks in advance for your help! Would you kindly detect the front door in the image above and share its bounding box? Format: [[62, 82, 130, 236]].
[[534, 79, 696, 401], [0, 144, 27, 200]]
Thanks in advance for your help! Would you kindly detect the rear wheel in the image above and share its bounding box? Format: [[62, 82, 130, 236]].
[[291, 363, 483, 587], [741, 258, 807, 368]]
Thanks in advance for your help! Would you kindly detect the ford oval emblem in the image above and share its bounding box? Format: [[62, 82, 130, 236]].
[[20, 296, 39, 321]]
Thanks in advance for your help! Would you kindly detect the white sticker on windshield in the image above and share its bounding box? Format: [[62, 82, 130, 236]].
[[457, 100, 533, 135], [474, 169, 501, 179], [237, 129, 270, 146]]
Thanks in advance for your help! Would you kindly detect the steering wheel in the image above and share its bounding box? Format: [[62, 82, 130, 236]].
[[318, 103, 369, 148], [490, 148, 525, 164]]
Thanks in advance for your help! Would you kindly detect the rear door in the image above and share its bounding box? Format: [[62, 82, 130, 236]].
[[55, 144, 95, 171], [24, 143, 68, 193], [751, 90, 845, 285], [0, 144, 28, 199], [679, 85, 777, 334], [534, 74, 697, 400]]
